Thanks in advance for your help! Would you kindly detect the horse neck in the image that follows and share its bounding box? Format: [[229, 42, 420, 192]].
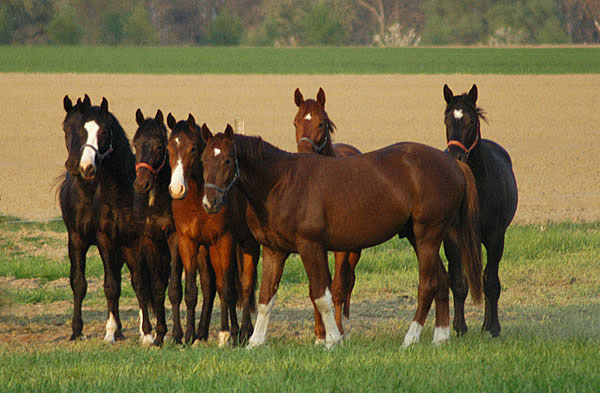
[[320, 136, 336, 157], [466, 143, 486, 180], [98, 126, 136, 191]]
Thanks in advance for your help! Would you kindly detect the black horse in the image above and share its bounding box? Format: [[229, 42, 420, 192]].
[[60, 95, 151, 343], [132, 108, 184, 345], [442, 84, 518, 337]]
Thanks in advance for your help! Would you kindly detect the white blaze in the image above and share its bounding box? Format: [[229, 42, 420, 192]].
[[453, 109, 463, 120], [169, 157, 186, 198], [247, 296, 276, 349], [80, 121, 99, 170], [304, 112, 312, 120], [314, 289, 342, 348], [214, 148, 221, 156], [103, 312, 118, 343], [403, 321, 423, 347]]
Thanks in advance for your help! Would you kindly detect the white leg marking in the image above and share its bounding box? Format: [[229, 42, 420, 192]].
[[137, 309, 155, 346], [218, 331, 231, 347], [138, 309, 144, 338], [403, 321, 423, 347], [168, 158, 186, 198], [453, 109, 463, 120], [213, 148, 221, 156], [314, 289, 342, 349], [80, 121, 99, 172], [433, 326, 451, 346], [247, 296, 276, 349], [314, 338, 326, 346], [103, 312, 118, 343], [342, 316, 351, 340]]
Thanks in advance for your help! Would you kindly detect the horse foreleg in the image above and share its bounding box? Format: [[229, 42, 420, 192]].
[[247, 247, 289, 348], [433, 256, 451, 345], [210, 236, 239, 347], [167, 233, 183, 344], [444, 233, 469, 336], [97, 233, 126, 343], [125, 245, 154, 346], [178, 236, 198, 344], [239, 242, 259, 345], [196, 245, 215, 342], [299, 241, 340, 349], [482, 232, 504, 337], [68, 232, 89, 340]]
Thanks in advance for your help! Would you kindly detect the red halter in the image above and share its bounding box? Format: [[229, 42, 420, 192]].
[[135, 153, 166, 176]]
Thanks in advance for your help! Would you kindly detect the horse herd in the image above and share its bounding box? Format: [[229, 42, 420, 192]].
[[58, 84, 517, 349]]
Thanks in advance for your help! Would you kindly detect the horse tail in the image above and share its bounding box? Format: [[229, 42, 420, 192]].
[[456, 161, 483, 305]]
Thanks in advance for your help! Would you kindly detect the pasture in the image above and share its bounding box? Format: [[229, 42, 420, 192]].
[[1, 47, 599, 391]]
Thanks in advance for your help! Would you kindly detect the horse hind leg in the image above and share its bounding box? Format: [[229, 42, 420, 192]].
[[196, 246, 216, 342], [239, 243, 259, 345], [97, 234, 126, 343], [167, 234, 183, 344], [343, 250, 361, 338], [444, 233, 469, 336]]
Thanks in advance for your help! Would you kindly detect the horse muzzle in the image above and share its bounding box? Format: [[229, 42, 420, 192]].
[[169, 182, 187, 200], [79, 162, 96, 180], [202, 192, 223, 214], [134, 172, 153, 194]]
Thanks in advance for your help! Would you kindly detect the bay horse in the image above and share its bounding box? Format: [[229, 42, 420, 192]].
[[131, 108, 184, 345], [167, 114, 259, 346], [60, 95, 152, 343], [200, 126, 483, 348], [293, 87, 362, 342], [443, 84, 518, 337]]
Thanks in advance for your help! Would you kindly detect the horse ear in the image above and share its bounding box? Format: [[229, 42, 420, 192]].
[[294, 88, 304, 107], [468, 84, 478, 105], [136, 108, 145, 126], [155, 109, 164, 124], [224, 124, 234, 139], [100, 97, 108, 114], [167, 113, 176, 130], [443, 84, 454, 104], [200, 123, 213, 143], [63, 95, 73, 113], [187, 113, 197, 129], [317, 87, 326, 106], [83, 94, 91, 107]]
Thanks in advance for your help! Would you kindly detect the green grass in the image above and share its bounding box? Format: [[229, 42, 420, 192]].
[[0, 46, 599, 74], [0, 220, 599, 391]]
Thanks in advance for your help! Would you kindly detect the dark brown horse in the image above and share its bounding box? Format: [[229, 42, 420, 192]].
[[60, 95, 150, 343], [443, 84, 518, 337], [131, 108, 184, 345], [200, 126, 482, 348], [293, 87, 362, 342], [167, 114, 259, 346]]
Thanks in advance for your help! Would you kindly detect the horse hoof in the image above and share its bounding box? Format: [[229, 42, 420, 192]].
[[141, 333, 155, 346], [218, 331, 231, 347], [314, 338, 326, 346], [403, 321, 423, 348]]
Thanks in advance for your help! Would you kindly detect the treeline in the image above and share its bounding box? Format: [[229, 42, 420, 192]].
[[1, 0, 598, 46]]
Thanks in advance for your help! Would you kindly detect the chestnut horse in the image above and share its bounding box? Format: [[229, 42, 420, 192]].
[[293, 87, 362, 342], [200, 126, 482, 348], [131, 108, 184, 345], [167, 114, 259, 346], [60, 95, 151, 343], [443, 84, 518, 337]]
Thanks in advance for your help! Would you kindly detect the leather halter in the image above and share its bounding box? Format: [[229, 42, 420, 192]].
[[447, 122, 481, 159], [297, 119, 331, 153], [204, 140, 240, 200], [136, 152, 167, 177], [80, 128, 113, 163]]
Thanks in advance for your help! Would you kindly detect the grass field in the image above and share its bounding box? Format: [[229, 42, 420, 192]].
[[1, 46, 599, 74], [1, 219, 599, 392]]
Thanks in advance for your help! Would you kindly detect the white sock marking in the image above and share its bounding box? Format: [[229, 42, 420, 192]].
[[214, 148, 221, 156], [304, 112, 312, 120], [247, 296, 276, 349], [169, 158, 186, 198], [453, 109, 463, 120], [218, 331, 231, 347], [80, 121, 99, 171], [314, 289, 342, 348], [403, 321, 423, 347], [141, 334, 155, 346], [103, 312, 118, 343], [433, 326, 451, 345], [138, 309, 144, 338]]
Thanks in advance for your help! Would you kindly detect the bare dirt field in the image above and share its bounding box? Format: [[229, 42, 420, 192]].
[[1, 73, 600, 223]]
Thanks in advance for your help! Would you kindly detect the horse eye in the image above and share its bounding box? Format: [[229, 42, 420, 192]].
[[191, 146, 196, 153], [225, 158, 231, 165], [318, 122, 324, 128]]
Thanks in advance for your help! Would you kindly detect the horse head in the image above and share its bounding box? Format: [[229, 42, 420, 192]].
[[166, 113, 204, 200], [293, 87, 335, 154], [132, 108, 168, 194], [443, 84, 485, 162]]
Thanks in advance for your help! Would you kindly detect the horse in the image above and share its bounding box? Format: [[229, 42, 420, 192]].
[[442, 84, 518, 337], [131, 108, 184, 345], [60, 95, 152, 343], [200, 125, 482, 348], [167, 114, 259, 346], [293, 87, 362, 342]]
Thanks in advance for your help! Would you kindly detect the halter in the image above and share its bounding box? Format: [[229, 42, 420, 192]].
[[80, 128, 113, 163], [297, 119, 331, 153], [136, 151, 167, 177], [447, 122, 481, 159], [204, 140, 240, 200]]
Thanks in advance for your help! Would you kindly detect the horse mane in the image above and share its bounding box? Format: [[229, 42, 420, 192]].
[[106, 111, 136, 181], [233, 134, 290, 166]]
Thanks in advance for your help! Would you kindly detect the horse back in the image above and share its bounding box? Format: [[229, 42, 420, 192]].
[[332, 143, 361, 157]]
